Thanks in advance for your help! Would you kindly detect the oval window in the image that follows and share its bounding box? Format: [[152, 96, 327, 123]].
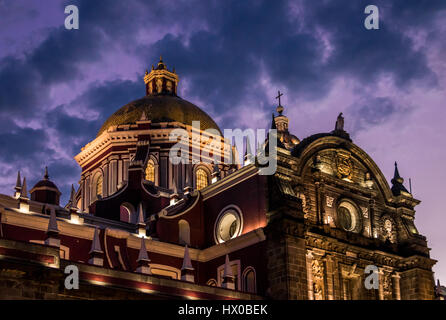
[[337, 201, 358, 232]]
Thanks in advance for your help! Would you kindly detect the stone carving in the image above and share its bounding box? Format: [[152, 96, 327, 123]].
[[335, 152, 353, 180], [383, 272, 393, 299], [335, 112, 344, 131], [293, 185, 312, 216], [384, 219, 394, 242], [326, 196, 334, 208], [360, 206, 368, 218], [312, 259, 325, 300]]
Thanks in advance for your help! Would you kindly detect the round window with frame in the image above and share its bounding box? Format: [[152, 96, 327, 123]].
[[215, 208, 243, 244], [336, 200, 361, 233]]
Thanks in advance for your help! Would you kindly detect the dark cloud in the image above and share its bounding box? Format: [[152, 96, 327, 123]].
[[349, 96, 398, 133], [139, 0, 442, 131], [29, 26, 105, 84], [46, 79, 143, 154], [0, 0, 442, 198], [0, 125, 52, 163], [0, 57, 48, 117]]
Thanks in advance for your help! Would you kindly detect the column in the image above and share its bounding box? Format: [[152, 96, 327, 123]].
[[378, 270, 384, 300], [102, 161, 109, 197], [392, 273, 401, 300], [325, 255, 335, 300], [306, 251, 314, 300], [118, 159, 123, 186]]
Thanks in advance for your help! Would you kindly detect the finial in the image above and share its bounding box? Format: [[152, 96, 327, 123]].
[[172, 171, 178, 195], [15, 171, 22, 191], [21, 177, 28, 198], [271, 113, 277, 130], [44, 166, 49, 180], [244, 137, 254, 166], [181, 245, 195, 282], [88, 227, 104, 266], [137, 237, 150, 262], [89, 227, 103, 254], [393, 161, 401, 180], [137, 202, 145, 226], [181, 245, 194, 271], [151, 64, 154, 70], [275, 90, 284, 115], [70, 184, 76, 203], [213, 163, 220, 175], [231, 145, 238, 166], [245, 137, 252, 157], [47, 208, 59, 234], [145, 69, 148, 75], [223, 254, 233, 277], [45, 208, 60, 247], [159, 55, 163, 62], [212, 162, 220, 183], [135, 237, 151, 274], [391, 161, 410, 196]]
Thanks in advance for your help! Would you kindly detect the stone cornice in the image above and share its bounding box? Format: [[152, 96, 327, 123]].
[[76, 123, 232, 169]]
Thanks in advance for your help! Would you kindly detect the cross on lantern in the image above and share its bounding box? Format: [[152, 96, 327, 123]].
[[276, 90, 283, 107]]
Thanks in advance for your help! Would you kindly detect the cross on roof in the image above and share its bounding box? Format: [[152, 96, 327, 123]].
[[276, 90, 283, 106]]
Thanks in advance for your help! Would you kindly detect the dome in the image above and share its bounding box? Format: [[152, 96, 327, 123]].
[[33, 179, 59, 189], [98, 95, 221, 137], [30, 167, 61, 205]]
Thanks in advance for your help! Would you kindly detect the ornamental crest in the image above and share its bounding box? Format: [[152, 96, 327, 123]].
[[312, 259, 325, 300], [335, 151, 353, 180]]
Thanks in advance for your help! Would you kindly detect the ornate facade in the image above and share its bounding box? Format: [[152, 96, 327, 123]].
[[0, 58, 437, 299]]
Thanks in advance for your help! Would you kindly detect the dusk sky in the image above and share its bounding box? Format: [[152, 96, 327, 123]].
[[0, 0, 445, 281]]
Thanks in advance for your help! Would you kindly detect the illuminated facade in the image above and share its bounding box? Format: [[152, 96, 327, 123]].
[[0, 58, 437, 300]]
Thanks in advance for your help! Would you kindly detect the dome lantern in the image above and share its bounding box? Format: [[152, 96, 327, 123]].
[[144, 56, 179, 96], [30, 167, 61, 205]]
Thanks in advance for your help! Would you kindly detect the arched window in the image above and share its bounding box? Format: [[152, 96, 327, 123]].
[[119, 203, 135, 223], [145, 159, 155, 182], [96, 175, 103, 198], [196, 168, 208, 190], [178, 220, 190, 245], [243, 267, 256, 293], [207, 279, 217, 287], [120, 205, 131, 223]]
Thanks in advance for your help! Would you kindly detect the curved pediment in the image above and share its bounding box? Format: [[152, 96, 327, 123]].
[[292, 134, 394, 203]]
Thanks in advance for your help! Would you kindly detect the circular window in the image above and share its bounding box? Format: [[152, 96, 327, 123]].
[[215, 208, 242, 243], [337, 201, 358, 232]]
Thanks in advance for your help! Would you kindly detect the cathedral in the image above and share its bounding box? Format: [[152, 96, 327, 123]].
[[0, 58, 437, 300]]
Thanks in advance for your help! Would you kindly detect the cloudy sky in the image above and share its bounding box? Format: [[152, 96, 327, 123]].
[[0, 0, 445, 281]]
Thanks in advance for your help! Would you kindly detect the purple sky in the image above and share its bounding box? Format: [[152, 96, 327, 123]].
[[0, 0, 445, 282]]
